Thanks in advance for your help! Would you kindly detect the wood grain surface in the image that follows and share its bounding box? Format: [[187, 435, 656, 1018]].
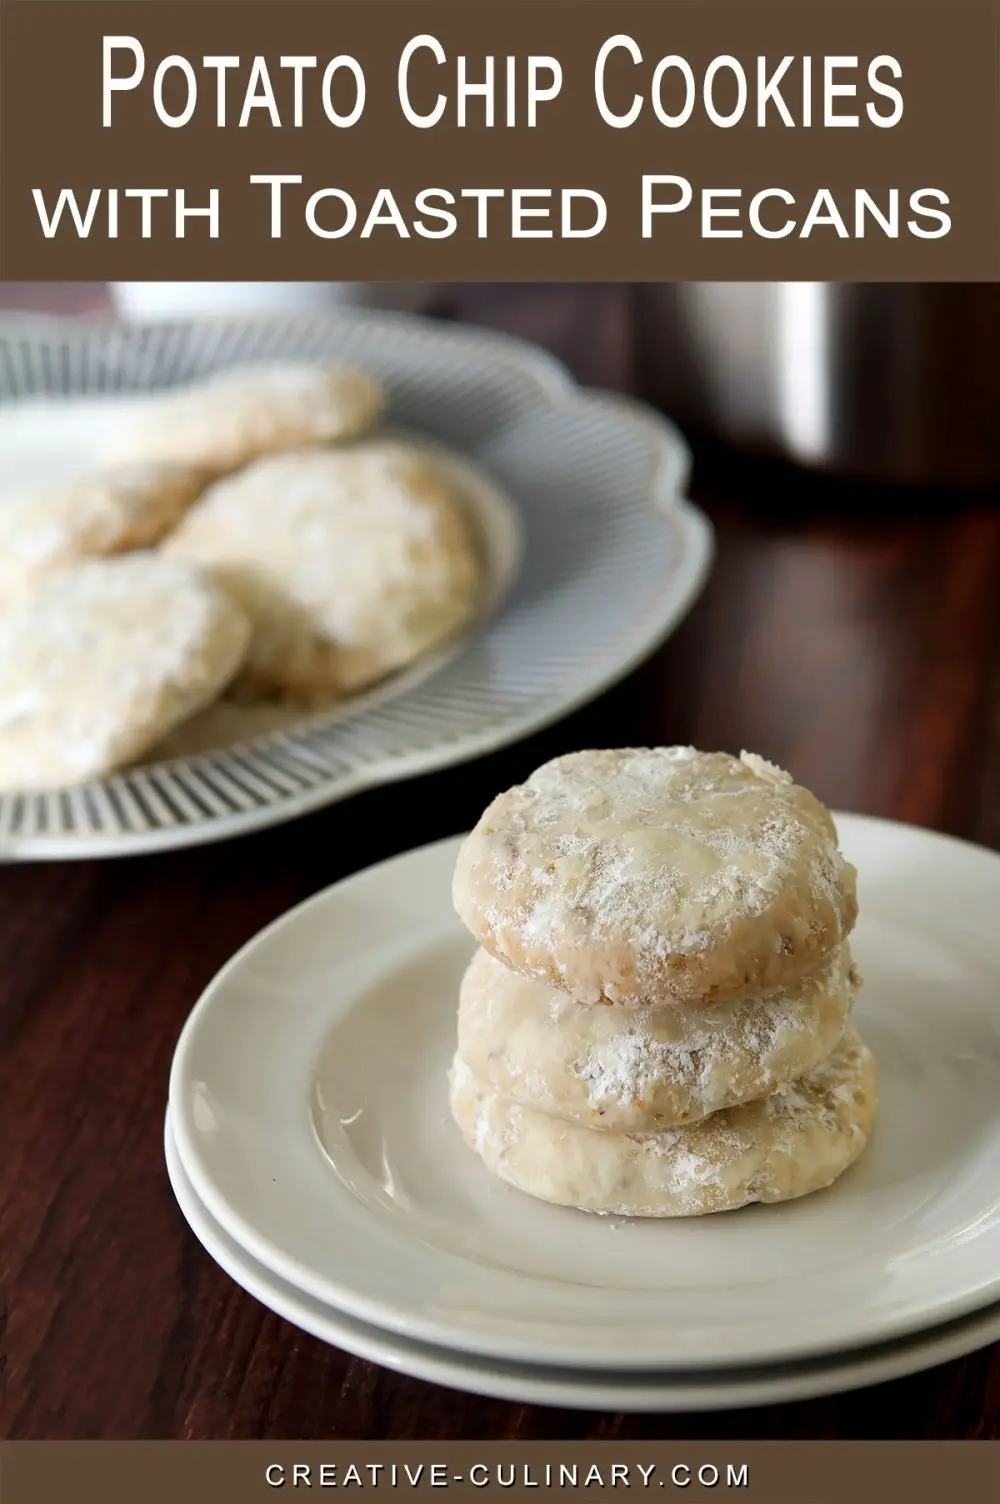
[[2, 284, 999, 1441]]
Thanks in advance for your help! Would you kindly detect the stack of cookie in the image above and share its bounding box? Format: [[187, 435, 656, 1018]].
[[449, 747, 876, 1218], [0, 361, 483, 790]]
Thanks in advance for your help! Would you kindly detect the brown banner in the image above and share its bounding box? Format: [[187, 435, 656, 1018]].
[[1, 0, 998, 280], [3, 1443, 1000, 1504]]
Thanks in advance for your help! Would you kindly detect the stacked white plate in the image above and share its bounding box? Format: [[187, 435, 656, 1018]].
[[166, 817, 1000, 1410]]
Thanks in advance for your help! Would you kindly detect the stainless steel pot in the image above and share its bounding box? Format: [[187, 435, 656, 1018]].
[[634, 284, 1000, 486]]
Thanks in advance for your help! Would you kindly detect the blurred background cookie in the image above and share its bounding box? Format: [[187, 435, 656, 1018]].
[[164, 441, 483, 703], [0, 554, 250, 789], [104, 361, 384, 472], [0, 461, 209, 606]]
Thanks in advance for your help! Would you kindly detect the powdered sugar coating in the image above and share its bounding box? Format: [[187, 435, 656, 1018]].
[[165, 441, 482, 702], [104, 361, 383, 472], [449, 1027, 876, 1218], [0, 553, 250, 789], [453, 748, 858, 1007], [0, 461, 209, 606], [457, 943, 859, 1132]]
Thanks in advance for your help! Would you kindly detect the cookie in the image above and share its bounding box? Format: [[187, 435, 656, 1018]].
[[105, 361, 383, 472], [0, 554, 250, 789], [452, 748, 858, 1008], [450, 1026, 876, 1218], [0, 461, 209, 606], [164, 441, 482, 702], [457, 943, 859, 1133]]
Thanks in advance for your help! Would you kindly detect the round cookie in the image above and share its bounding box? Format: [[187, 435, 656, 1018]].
[[452, 747, 858, 1008], [0, 554, 250, 789], [105, 361, 383, 472], [457, 943, 859, 1133], [164, 441, 482, 702], [450, 1026, 877, 1218], [0, 461, 209, 606]]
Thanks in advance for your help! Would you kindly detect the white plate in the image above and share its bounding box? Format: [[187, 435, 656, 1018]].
[[169, 814, 1000, 1372], [0, 312, 710, 860], [165, 1108, 1000, 1413]]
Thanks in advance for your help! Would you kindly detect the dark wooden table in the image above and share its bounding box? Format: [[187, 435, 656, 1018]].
[[3, 284, 999, 1442]]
